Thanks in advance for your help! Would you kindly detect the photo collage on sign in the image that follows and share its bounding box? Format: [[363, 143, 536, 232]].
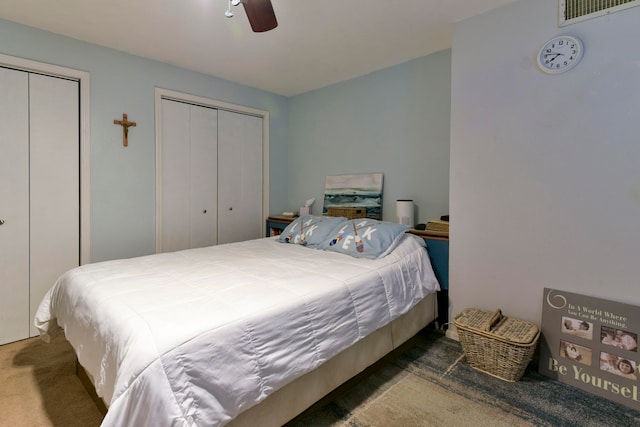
[[560, 316, 638, 380]]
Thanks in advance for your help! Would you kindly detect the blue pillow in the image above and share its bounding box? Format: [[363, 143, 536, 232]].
[[322, 219, 409, 259], [278, 215, 346, 247]]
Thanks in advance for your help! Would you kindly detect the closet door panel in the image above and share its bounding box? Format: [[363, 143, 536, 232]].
[[217, 110, 263, 244], [0, 68, 30, 344], [161, 99, 191, 252], [189, 105, 218, 249], [29, 74, 80, 336]]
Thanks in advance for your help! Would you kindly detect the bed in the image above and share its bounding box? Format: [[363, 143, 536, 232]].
[[35, 216, 441, 427]]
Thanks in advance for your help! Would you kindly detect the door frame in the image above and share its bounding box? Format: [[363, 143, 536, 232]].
[[154, 88, 270, 252], [0, 54, 91, 265]]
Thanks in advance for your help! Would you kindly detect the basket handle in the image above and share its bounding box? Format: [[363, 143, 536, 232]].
[[482, 309, 503, 332]]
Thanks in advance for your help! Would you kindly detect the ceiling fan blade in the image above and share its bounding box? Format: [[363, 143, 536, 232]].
[[241, 0, 278, 32]]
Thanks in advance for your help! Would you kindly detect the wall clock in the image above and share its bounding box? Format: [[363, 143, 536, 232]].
[[536, 35, 584, 74]]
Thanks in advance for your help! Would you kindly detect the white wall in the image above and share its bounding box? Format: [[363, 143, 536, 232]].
[[288, 51, 451, 223], [450, 0, 640, 326]]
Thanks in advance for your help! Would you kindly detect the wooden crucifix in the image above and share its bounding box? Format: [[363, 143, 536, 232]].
[[114, 113, 137, 147]]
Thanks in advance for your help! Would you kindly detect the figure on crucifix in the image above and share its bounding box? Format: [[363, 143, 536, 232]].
[[114, 113, 137, 147]]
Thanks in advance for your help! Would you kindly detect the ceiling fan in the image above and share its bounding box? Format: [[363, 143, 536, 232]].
[[226, 0, 278, 33]]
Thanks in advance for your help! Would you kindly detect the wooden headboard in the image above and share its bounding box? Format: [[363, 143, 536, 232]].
[[326, 207, 368, 219]]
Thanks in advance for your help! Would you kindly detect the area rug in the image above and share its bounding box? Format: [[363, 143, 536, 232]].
[[287, 329, 640, 426]]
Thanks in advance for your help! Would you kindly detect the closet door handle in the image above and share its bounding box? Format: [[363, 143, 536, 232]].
[[0, 219, 4, 225]]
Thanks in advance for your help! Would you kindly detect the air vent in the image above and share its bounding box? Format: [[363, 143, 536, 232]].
[[559, 0, 640, 26]]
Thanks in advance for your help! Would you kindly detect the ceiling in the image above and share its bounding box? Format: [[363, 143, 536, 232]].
[[0, 0, 517, 96]]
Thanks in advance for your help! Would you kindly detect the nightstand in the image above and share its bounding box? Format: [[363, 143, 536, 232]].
[[409, 229, 449, 329], [266, 216, 295, 237]]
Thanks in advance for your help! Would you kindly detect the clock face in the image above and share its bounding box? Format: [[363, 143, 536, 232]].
[[537, 36, 584, 74]]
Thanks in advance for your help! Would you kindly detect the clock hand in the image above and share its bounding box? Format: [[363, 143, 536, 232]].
[[545, 53, 563, 63]]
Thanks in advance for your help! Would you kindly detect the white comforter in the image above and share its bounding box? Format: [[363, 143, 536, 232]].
[[35, 234, 439, 427]]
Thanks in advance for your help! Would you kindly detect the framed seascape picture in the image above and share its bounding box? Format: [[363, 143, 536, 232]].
[[322, 173, 383, 220], [540, 288, 640, 410]]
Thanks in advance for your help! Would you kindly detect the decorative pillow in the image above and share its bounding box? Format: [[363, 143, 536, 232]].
[[321, 218, 409, 259], [278, 215, 346, 247]]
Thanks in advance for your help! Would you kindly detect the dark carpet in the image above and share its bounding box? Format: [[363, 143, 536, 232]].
[[287, 328, 640, 426]]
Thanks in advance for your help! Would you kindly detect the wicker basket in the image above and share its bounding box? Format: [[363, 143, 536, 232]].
[[453, 308, 540, 382], [327, 207, 367, 219]]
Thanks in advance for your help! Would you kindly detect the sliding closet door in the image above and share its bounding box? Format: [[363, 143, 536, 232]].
[[0, 69, 79, 342], [160, 100, 190, 252], [28, 74, 80, 336], [160, 99, 218, 252], [0, 68, 30, 344], [217, 110, 263, 244], [189, 105, 219, 248], [158, 94, 264, 250]]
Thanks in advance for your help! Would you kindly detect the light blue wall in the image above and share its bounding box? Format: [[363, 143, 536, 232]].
[[0, 19, 289, 262], [0, 18, 452, 263], [288, 51, 451, 223], [450, 0, 640, 325]]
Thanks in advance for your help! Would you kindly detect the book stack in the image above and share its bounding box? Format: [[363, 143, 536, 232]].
[[426, 219, 449, 233]]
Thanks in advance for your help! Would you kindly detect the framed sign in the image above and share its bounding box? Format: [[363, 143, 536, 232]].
[[540, 288, 639, 410]]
